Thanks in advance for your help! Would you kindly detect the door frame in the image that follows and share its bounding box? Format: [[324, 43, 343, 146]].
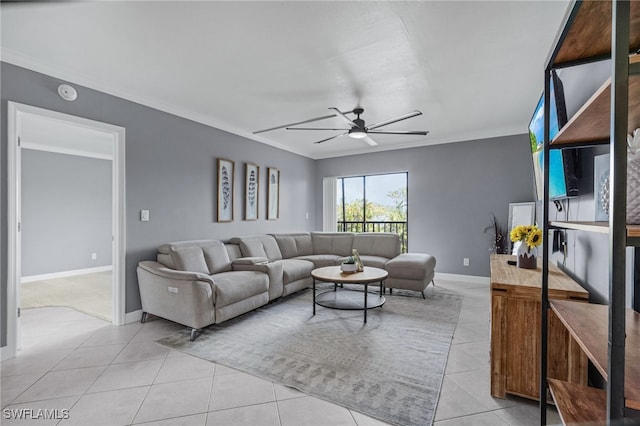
[[4, 101, 126, 360]]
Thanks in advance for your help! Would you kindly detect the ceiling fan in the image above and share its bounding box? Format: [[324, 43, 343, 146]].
[[253, 107, 429, 146]]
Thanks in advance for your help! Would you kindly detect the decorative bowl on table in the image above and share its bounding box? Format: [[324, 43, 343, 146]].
[[340, 262, 358, 273]]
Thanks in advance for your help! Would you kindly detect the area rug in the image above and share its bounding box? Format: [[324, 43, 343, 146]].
[[157, 287, 462, 426]]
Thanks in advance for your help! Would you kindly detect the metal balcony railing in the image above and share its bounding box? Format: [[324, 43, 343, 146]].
[[337, 221, 408, 252]]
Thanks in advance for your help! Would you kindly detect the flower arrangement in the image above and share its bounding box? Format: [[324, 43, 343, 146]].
[[510, 225, 543, 250]]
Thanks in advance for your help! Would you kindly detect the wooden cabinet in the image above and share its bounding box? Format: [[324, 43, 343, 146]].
[[490, 254, 588, 401]]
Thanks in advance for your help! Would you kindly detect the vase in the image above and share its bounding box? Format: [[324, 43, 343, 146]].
[[516, 243, 537, 269]]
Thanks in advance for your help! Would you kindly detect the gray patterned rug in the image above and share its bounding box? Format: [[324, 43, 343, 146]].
[[157, 287, 462, 426]]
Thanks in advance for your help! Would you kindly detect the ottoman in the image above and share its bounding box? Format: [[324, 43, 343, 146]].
[[385, 253, 436, 298]]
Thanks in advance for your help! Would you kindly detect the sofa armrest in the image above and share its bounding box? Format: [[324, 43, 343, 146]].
[[136, 261, 217, 329], [137, 260, 214, 284], [232, 256, 269, 266]]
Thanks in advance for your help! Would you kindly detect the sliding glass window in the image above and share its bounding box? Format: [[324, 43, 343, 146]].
[[337, 172, 408, 252]]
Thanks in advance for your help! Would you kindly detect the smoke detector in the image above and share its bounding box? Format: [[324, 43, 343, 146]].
[[57, 84, 77, 101]]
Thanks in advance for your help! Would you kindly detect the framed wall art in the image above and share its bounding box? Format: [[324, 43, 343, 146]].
[[245, 162, 259, 220], [267, 167, 279, 220], [217, 158, 235, 222]]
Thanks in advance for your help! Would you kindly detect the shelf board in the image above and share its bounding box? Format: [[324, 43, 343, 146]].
[[550, 221, 640, 240], [550, 71, 640, 146], [548, 379, 606, 425], [550, 300, 640, 409], [553, 1, 640, 66], [550, 221, 608, 234]]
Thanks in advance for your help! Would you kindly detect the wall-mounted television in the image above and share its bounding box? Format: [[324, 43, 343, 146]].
[[529, 70, 580, 200]]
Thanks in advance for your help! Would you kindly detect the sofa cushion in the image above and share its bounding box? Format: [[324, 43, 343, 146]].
[[358, 255, 390, 269], [271, 233, 313, 258], [213, 271, 269, 308], [202, 242, 232, 274], [234, 236, 283, 262], [276, 259, 314, 284], [239, 238, 267, 258], [225, 244, 243, 262], [261, 236, 283, 261], [311, 232, 354, 256], [169, 246, 210, 274], [162, 240, 232, 274], [353, 233, 401, 258], [296, 254, 341, 268]]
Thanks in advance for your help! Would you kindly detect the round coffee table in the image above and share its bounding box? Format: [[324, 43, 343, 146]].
[[311, 266, 388, 323]]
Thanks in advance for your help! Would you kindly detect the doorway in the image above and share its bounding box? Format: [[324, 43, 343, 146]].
[[4, 102, 126, 360]]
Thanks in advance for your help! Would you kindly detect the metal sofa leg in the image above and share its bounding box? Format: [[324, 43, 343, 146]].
[[141, 312, 148, 324], [389, 288, 393, 295], [432, 279, 436, 286], [421, 291, 426, 299], [190, 328, 199, 342]]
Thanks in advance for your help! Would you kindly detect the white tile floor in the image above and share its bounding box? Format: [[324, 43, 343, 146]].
[[1, 279, 561, 425]]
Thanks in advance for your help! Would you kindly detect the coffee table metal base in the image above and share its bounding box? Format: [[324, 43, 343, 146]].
[[315, 289, 385, 311]]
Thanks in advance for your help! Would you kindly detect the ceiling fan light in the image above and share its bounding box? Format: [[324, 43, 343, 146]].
[[349, 129, 367, 139]]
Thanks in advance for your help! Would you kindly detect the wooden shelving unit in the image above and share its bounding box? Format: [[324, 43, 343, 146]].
[[540, 1, 640, 425], [551, 70, 640, 146], [549, 379, 607, 425], [550, 300, 640, 410]]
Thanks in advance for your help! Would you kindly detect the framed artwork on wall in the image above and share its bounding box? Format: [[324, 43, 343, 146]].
[[245, 162, 259, 220], [217, 158, 235, 222], [267, 167, 279, 220]]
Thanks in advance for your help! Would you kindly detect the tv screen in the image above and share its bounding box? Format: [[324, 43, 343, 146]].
[[529, 71, 578, 200]]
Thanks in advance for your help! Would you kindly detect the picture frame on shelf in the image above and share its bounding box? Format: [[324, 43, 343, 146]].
[[267, 167, 279, 220], [594, 153, 609, 222], [508, 202, 535, 254], [217, 158, 235, 222], [244, 162, 259, 221]]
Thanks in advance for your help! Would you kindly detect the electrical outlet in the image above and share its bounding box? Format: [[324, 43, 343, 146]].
[[167, 287, 179, 294], [463, 258, 470, 266], [91, 253, 97, 260], [141, 209, 150, 222]]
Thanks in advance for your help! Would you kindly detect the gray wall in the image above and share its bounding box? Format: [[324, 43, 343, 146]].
[[316, 135, 535, 277], [1, 62, 317, 347], [21, 149, 112, 276]]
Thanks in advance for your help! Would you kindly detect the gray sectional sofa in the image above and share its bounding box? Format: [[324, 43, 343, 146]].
[[137, 232, 436, 340]]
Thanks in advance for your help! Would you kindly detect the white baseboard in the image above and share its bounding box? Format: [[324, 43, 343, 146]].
[[435, 272, 490, 285], [21, 266, 113, 283], [125, 309, 143, 324], [1, 345, 16, 361]]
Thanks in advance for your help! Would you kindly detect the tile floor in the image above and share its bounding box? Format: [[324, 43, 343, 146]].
[[0, 279, 561, 425]]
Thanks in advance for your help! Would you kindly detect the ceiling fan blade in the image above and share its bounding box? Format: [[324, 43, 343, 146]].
[[329, 107, 357, 127], [253, 113, 338, 134], [314, 132, 349, 144], [286, 127, 350, 131], [366, 110, 423, 131], [367, 130, 429, 136], [363, 136, 378, 147]]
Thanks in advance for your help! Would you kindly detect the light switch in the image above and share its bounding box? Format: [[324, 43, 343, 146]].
[[141, 209, 150, 222]]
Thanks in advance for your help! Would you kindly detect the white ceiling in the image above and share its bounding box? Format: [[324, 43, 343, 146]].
[[1, 1, 570, 159]]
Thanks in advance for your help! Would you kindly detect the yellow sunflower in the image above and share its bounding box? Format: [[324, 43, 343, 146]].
[[526, 228, 543, 248]]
